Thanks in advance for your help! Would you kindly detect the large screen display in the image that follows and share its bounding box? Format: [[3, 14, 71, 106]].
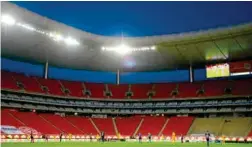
[[206, 63, 230, 78]]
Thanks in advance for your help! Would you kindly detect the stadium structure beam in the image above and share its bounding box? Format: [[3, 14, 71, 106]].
[[44, 61, 49, 79], [117, 69, 120, 85], [189, 65, 194, 83]]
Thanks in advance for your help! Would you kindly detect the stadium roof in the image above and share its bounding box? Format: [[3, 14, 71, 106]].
[[1, 1, 252, 71]]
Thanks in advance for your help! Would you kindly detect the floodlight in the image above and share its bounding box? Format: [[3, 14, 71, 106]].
[[64, 37, 79, 45], [115, 44, 131, 55], [151, 46, 156, 50], [1, 14, 16, 25], [17, 23, 35, 31]]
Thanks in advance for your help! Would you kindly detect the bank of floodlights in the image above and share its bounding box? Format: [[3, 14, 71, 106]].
[[1, 14, 80, 46], [101, 44, 156, 55]]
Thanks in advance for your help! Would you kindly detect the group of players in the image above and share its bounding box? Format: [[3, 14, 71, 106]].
[[29, 130, 223, 146]]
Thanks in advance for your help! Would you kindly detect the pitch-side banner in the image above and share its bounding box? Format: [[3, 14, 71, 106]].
[[0, 125, 24, 134]]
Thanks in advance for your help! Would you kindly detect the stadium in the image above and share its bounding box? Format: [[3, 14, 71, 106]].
[[1, 1, 252, 147]]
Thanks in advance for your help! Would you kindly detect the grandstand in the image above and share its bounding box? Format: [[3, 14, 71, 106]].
[[1, 1, 252, 146]]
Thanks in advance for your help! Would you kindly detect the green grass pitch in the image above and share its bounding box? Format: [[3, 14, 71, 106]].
[[1, 142, 251, 147]]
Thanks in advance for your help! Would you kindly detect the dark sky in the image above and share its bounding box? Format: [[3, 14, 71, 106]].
[[11, 1, 252, 37]]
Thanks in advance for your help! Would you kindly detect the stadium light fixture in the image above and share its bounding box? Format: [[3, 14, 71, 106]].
[[64, 37, 80, 46], [1, 14, 80, 46], [1, 14, 16, 25], [101, 44, 156, 55], [17, 23, 35, 31], [115, 44, 131, 55]]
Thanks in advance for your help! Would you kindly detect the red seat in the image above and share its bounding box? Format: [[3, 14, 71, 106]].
[[1, 71, 19, 90], [92, 118, 115, 136], [61, 80, 84, 97], [137, 116, 166, 136], [37, 78, 64, 96], [14, 74, 42, 93], [108, 84, 128, 99], [131, 84, 153, 99], [116, 116, 142, 136], [40, 114, 83, 134], [11, 111, 60, 134], [179, 82, 203, 98], [162, 116, 194, 136], [85, 83, 105, 98], [153, 83, 177, 99], [66, 116, 98, 135]]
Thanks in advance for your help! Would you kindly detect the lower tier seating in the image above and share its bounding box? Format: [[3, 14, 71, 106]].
[[66, 116, 98, 135], [39, 114, 83, 134], [137, 116, 166, 136], [162, 116, 194, 136], [189, 117, 252, 137], [221, 117, 252, 137], [92, 118, 115, 135], [189, 118, 224, 136], [115, 116, 142, 136], [9, 111, 60, 134], [2, 109, 252, 137]]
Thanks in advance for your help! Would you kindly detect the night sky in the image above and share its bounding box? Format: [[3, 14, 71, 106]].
[[10, 1, 252, 37]]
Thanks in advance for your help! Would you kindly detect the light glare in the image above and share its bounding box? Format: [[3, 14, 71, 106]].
[[64, 37, 79, 45], [1, 15, 16, 25]]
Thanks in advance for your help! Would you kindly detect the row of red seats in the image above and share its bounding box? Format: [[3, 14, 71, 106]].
[[162, 116, 195, 136], [137, 116, 167, 136], [115, 116, 142, 136], [1, 71, 252, 99], [1, 109, 195, 136]]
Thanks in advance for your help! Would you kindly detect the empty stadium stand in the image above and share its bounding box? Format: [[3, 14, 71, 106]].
[[65, 116, 98, 135], [92, 118, 115, 135], [189, 118, 224, 136], [1, 70, 252, 99], [107, 84, 128, 99], [221, 118, 252, 137], [162, 116, 194, 136], [39, 114, 83, 134], [115, 116, 142, 136], [189, 117, 252, 137], [1, 109, 24, 127], [136, 116, 166, 136]]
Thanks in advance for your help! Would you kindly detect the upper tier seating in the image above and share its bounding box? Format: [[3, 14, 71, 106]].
[[14, 73, 43, 93], [85, 83, 105, 98], [130, 84, 153, 99], [1, 71, 19, 90], [108, 84, 128, 99], [115, 116, 142, 136], [61, 80, 84, 97], [162, 116, 194, 136], [36, 78, 64, 96], [66, 116, 98, 135], [152, 83, 177, 98], [137, 116, 166, 136], [1, 70, 252, 100], [92, 118, 115, 135]]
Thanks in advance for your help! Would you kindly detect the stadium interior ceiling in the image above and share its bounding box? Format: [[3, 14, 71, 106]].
[[1, 2, 252, 72]]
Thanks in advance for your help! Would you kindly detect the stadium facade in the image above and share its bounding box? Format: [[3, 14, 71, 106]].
[[1, 1, 252, 144]]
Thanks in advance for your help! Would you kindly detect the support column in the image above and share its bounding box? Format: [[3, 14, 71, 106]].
[[44, 61, 49, 79], [189, 65, 194, 83], [116, 69, 120, 85]]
